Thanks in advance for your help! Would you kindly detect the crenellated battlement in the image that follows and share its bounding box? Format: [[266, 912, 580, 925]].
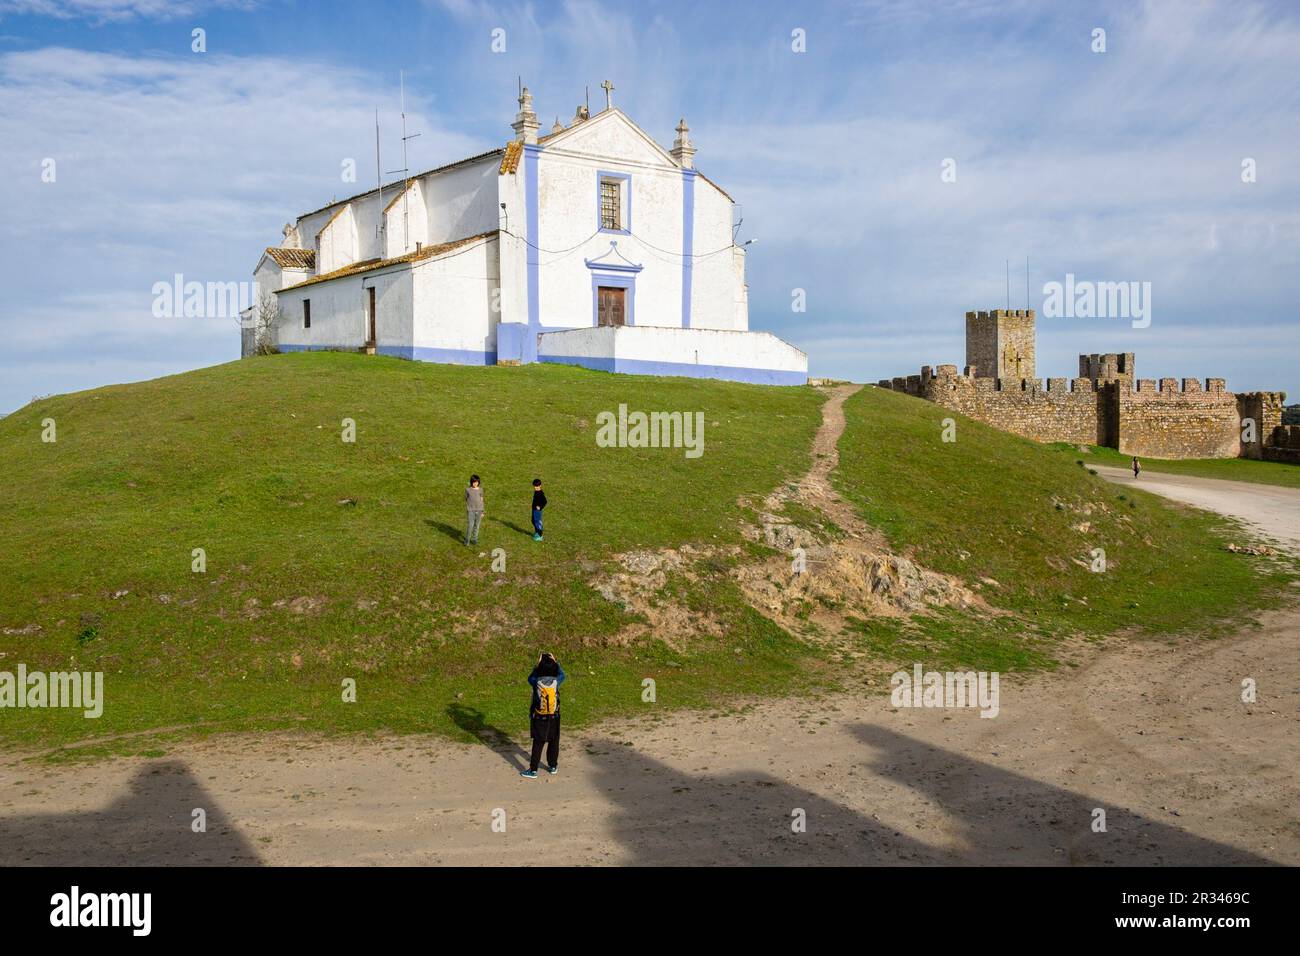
[[964, 309, 1036, 321], [1079, 352, 1135, 383], [1122, 377, 1231, 397], [878, 308, 1289, 462]]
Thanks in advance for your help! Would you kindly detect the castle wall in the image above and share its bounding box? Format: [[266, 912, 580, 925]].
[[878, 306, 1290, 463], [1236, 391, 1286, 460], [1265, 424, 1300, 464], [918, 368, 1104, 445], [1116, 379, 1241, 459], [1079, 352, 1135, 384]]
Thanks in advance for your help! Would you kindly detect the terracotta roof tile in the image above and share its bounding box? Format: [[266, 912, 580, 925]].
[[499, 140, 523, 174], [264, 247, 315, 269], [276, 231, 499, 293]]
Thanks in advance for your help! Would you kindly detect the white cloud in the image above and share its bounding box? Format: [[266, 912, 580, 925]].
[[0, 0, 255, 22], [0, 45, 491, 410]]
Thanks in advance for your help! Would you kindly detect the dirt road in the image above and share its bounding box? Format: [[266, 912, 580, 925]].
[[3, 398, 1297, 867], [1096, 465, 1300, 552]]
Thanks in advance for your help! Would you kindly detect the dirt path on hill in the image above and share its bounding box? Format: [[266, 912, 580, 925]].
[[1096, 465, 1300, 552], [3, 393, 1298, 867]]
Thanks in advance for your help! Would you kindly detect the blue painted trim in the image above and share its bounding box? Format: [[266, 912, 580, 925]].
[[540, 353, 807, 386], [583, 260, 642, 273], [588, 272, 636, 327], [278, 343, 496, 365], [584, 240, 644, 274], [381, 345, 497, 365], [495, 321, 527, 364], [524, 144, 542, 363], [596, 169, 631, 235], [681, 169, 696, 328]]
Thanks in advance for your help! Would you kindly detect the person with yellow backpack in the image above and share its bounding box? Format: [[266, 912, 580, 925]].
[[521, 652, 565, 778]]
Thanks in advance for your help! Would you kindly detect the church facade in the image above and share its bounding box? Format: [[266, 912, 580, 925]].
[[240, 86, 807, 386]]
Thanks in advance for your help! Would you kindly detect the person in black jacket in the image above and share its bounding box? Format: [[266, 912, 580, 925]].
[[520, 652, 565, 778], [531, 478, 547, 542]]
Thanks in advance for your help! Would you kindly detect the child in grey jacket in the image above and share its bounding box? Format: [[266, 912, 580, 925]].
[[465, 475, 484, 545]]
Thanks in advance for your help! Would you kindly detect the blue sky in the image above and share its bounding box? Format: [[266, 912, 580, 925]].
[[1, 0, 1297, 412]]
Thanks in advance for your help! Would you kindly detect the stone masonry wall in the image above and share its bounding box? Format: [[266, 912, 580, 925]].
[[965, 310, 1036, 380], [886, 365, 1105, 446], [1236, 391, 1286, 460], [1264, 423, 1300, 464], [1116, 379, 1241, 459], [881, 305, 1290, 462]]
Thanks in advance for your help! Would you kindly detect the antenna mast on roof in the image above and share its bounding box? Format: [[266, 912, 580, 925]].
[[384, 71, 422, 253], [375, 109, 384, 250]]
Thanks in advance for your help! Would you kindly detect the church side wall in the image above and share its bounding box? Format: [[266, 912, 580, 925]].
[[275, 269, 413, 354], [497, 170, 528, 330], [689, 181, 744, 331], [420, 158, 500, 246], [410, 237, 500, 363]]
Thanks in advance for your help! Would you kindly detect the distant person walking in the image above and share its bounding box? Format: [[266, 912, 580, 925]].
[[531, 478, 547, 542], [1132, 456, 1141, 479], [520, 652, 565, 778], [465, 474, 484, 545]]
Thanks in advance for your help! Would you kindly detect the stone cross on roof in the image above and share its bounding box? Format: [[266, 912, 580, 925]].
[[600, 79, 614, 111]]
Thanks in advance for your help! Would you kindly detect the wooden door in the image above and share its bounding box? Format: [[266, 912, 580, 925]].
[[366, 287, 377, 345], [597, 286, 626, 327]]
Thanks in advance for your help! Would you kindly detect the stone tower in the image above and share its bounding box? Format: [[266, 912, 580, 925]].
[[965, 309, 1036, 380]]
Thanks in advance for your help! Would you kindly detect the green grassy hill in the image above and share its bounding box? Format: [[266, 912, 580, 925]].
[[1, 354, 823, 754], [836, 386, 1296, 669], [1, 356, 1293, 756]]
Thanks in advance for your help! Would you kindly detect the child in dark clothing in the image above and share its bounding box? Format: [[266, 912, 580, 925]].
[[531, 478, 547, 541], [521, 652, 565, 778]]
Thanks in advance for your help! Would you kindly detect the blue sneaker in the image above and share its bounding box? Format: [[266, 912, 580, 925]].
[[520, 769, 538, 778], [533, 533, 542, 541], [546, 765, 558, 775]]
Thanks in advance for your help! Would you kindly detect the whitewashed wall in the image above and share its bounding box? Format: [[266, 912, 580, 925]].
[[538, 325, 806, 384], [411, 236, 500, 361], [690, 181, 746, 331], [384, 180, 428, 259], [497, 168, 528, 328], [316, 205, 359, 274], [421, 157, 501, 245], [535, 115, 685, 330], [275, 269, 413, 352]]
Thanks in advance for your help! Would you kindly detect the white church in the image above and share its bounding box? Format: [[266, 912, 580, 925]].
[[240, 84, 807, 385]]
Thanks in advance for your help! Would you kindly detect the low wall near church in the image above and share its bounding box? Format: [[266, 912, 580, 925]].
[[537, 325, 808, 385]]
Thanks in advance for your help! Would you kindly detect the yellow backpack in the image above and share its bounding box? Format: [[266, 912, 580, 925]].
[[534, 676, 559, 717]]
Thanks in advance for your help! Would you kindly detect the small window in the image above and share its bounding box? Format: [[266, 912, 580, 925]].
[[303, 299, 311, 329], [600, 178, 621, 231]]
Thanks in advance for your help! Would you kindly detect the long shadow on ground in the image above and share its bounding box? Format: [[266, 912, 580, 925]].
[[585, 725, 1277, 865], [0, 759, 261, 866], [447, 703, 530, 772]]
